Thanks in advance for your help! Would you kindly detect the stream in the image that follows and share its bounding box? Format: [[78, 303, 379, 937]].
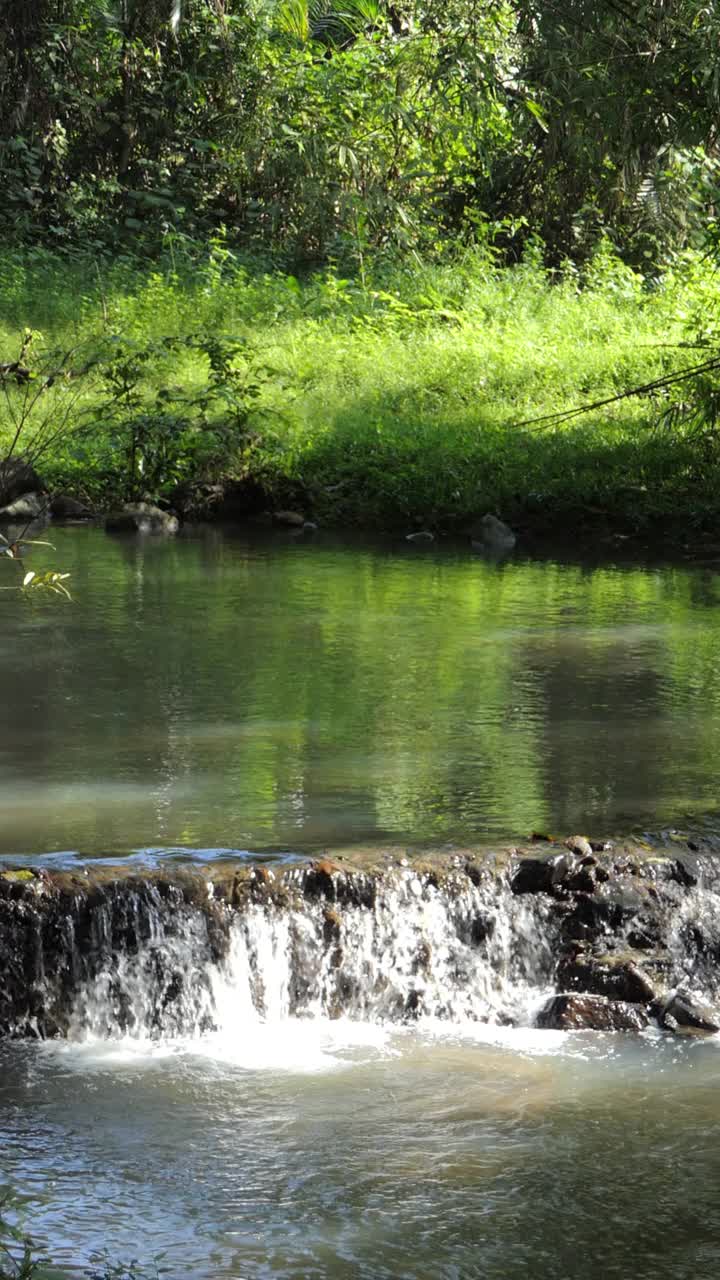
[[3, 526, 720, 1278]]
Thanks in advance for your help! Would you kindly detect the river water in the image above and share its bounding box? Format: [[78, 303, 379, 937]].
[[4, 526, 720, 1278], [2, 526, 720, 859], [3, 1026, 720, 1279]]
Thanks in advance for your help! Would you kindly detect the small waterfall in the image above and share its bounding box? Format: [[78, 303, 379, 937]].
[[3, 847, 720, 1043], [66, 868, 557, 1040]]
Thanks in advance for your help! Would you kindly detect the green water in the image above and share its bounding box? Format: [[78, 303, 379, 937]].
[[2, 525, 720, 858]]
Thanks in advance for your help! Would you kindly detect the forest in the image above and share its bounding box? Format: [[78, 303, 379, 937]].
[[3, 0, 720, 534]]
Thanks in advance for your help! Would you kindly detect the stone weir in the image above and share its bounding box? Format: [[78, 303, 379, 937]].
[[2, 840, 720, 1041]]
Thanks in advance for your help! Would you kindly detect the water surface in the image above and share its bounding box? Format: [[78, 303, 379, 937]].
[[2, 526, 720, 857], [2, 1026, 720, 1279]]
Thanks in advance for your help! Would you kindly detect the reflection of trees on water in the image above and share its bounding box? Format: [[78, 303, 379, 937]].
[[3, 529, 720, 854]]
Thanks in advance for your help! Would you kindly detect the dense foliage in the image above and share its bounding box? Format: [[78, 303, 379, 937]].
[[2, 0, 720, 265], [2, 2, 720, 533]]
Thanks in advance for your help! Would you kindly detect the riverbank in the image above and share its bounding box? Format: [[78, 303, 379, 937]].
[[1, 244, 719, 543]]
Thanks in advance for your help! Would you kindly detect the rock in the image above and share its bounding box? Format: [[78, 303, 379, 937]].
[[557, 953, 657, 1004], [470, 514, 516, 554], [273, 510, 306, 528], [654, 990, 720, 1037], [0, 491, 46, 521], [0, 457, 42, 506], [50, 494, 92, 520], [105, 503, 179, 535], [535, 993, 650, 1032], [511, 852, 584, 896], [406, 531, 435, 543], [565, 835, 593, 859], [511, 857, 558, 895]]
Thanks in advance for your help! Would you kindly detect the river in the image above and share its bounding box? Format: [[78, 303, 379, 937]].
[[3, 525, 720, 1279], [2, 526, 720, 859]]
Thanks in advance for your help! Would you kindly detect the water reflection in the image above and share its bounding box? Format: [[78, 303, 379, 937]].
[[2, 527, 720, 856]]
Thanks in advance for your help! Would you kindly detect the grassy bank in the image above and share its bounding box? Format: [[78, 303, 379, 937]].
[[0, 242, 717, 538]]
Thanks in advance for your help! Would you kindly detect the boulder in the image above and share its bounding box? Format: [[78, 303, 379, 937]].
[[272, 510, 306, 528], [0, 457, 42, 506], [0, 491, 47, 522], [511, 852, 587, 896], [50, 494, 92, 520], [105, 502, 179, 535], [556, 952, 657, 1004], [511, 857, 559, 895], [470, 513, 516, 554], [654, 990, 720, 1037], [535, 993, 650, 1032]]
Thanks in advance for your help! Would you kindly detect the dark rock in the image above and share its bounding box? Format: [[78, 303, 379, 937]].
[[170, 477, 268, 522], [536, 993, 650, 1032], [654, 990, 720, 1037], [642, 857, 698, 889], [469, 514, 516, 554], [564, 866, 597, 894], [50, 494, 92, 520], [469, 914, 495, 946], [0, 491, 46, 521], [511, 857, 557, 895], [557, 953, 657, 1004], [273, 510, 306, 528], [511, 852, 588, 896], [106, 502, 179, 535], [561, 875, 652, 941], [300, 862, 376, 909], [0, 458, 42, 506]]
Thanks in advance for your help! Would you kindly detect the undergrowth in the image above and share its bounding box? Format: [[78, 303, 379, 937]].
[[0, 239, 717, 535]]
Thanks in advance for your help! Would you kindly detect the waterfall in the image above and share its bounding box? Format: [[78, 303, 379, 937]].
[[66, 868, 557, 1040], [2, 848, 719, 1042]]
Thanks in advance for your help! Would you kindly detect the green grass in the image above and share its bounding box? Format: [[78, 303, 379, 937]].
[[0, 240, 718, 536]]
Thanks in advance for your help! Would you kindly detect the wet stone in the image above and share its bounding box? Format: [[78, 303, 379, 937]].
[[535, 994, 650, 1032], [556, 953, 657, 1004], [654, 991, 720, 1037]]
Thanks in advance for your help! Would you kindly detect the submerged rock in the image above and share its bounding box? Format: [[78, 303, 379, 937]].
[[536, 994, 650, 1032], [106, 502, 179, 535]]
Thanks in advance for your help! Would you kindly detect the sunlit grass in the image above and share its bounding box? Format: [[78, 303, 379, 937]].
[[0, 242, 714, 530]]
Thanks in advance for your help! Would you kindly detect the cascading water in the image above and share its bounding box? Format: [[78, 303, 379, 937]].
[[5, 849, 720, 1280], [3, 846, 720, 1046], [66, 868, 558, 1041]]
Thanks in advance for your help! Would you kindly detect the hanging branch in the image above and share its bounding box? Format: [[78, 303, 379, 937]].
[[512, 352, 720, 431]]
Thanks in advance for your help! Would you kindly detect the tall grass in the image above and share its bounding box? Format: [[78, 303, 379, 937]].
[[0, 240, 716, 532]]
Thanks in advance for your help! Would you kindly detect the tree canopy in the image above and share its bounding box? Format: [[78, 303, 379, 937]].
[[1, 0, 719, 265]]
